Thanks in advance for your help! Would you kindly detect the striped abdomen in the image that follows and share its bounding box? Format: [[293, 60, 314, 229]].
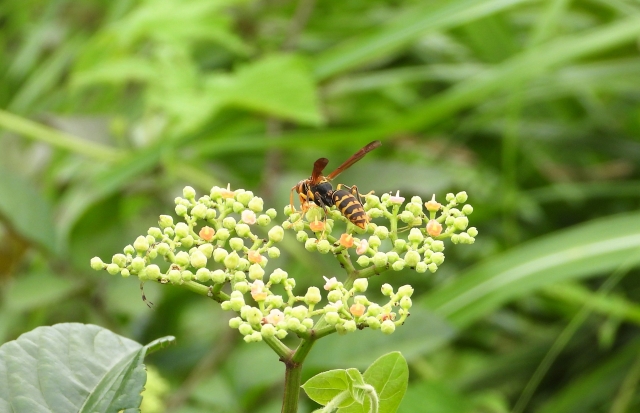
[[332, 189, 367, 228]]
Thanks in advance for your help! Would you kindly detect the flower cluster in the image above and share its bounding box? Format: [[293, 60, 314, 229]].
[[285, 190, 476, 273], [90, 185, 474, 344]]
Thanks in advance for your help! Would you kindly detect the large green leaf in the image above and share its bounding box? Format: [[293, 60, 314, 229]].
[[0, 323, 174, 413], [422, 212, 640, 328]]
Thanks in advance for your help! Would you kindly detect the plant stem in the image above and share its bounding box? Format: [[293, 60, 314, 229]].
[[281, 338, 316, 413]]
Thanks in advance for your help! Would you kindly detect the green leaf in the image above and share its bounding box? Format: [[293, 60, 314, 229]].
[[340, 352, 409, 413], [0, 323, 175, 413], [302, 369, 355, 408], [313, 0, 535, 80], [422, 211, 640, 328], [210, 54, 323, 125], [0, 166, 57, 254], [346, 368, 367, 404]]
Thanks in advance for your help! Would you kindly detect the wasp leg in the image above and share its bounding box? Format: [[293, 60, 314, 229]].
[[313, 191, 333, 239], [336, 184, 374, 205], [140, 282, 153, 308]]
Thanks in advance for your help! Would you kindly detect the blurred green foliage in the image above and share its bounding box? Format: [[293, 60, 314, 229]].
[[1, 0, 640, 412]]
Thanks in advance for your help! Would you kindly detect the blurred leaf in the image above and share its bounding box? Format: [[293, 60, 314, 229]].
[[0, 166, 57, 254], [422, 212, 640, 328], [0, 323, 174, 413], [209, 54, 323, 125], [313, 0, 534, 79], [399, 381, 474, 413], [4, 273, 83, 312]]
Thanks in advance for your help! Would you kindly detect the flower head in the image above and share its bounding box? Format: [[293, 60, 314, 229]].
[[248, 250, 264, 264], [221, 183, 235, 199], [264, 309, 284, 325], [389, 190, 405, 205], [250, 280, 268, 301], [350, 303, 366, 317], [426, 219, 443, 237], [309, 218, 325, 232], [323, 276, 338, 291], [425, 194, 442, 212], [242, 210, 257, 225], [356, 239, 369, 255], [339, 233, 354, 248]]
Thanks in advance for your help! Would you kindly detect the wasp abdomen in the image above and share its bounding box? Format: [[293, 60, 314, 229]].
[[332, 190, 368, 228]]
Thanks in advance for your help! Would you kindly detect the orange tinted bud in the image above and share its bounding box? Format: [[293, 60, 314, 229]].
[[350, 303, 366, 317], [426, 219, 442, 237], [251, 280, 268, 301], [380, 312, 396, 321], [199, 226, 215, 241], [339, 233, 354, 248], [248, 250, 264, 264], [425, 195, 442, 212], [309, 218, 325, 232], [221, 184, 235, 199]]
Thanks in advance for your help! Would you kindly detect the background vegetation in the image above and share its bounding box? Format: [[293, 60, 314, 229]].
[[2, 0, 640, 412]]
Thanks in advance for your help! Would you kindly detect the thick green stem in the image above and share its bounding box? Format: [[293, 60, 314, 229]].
[[281, 338, 316, 413]]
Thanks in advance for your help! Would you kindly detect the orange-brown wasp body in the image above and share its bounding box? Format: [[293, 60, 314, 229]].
[[290, 141, 381, 229]]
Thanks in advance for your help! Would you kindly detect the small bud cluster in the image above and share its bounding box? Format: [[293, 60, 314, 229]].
[[284, 191, 476, 273]]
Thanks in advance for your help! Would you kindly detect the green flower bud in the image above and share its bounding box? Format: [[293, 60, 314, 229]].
[[381, 283, 393, 296], [381, 320, 396, 334], [391, 260, 405, 271], [265, 295, 284, 308], [268, 226, 284, 242], [183, 186, 196, 200], [455, 191, 468, 203], [305, 287, 322, 305], [173, 251, 189, 267], [397, 285, 414, 298], [367, 208, 384, 218], [221, 217, 235, 230], [244, 307, 263, 326], [198, 243, 214, 258], [343, 320, 357, 333], [400, 296, 412, 310], [91, 257, 105, 271], [175, 222, 189, 238], [257, 214, 271, 226], [325, 311, 340, 325], [106, 263, 120, 275], [131, 257, 146, 272], [181, 235, 194, 248], [368, 235, 381, 249], [248, 197, 264, 212], [175, 204, 188, 216], [353, 278, 368, 292], [431, 252, 445, 265], [123, 244, 135, 255], [249, 264, 265, 280], [302, 318, 314, 329], [276, 329, 288, 339], [267, 247, 280, 258], [367, 303, 382, 316], [182, 270, 194, 281], [158, 215, 174, 229], [238, 322, 254, 336], [356, 255, 370, 267], [224, 251, 240, 269], [406, 202, 422, 216], [296, 231, 308, 243], [304, 238, 318, 251], [237, 258, 250, 271], [453, 216, 469, 231], [317, 240, 331, 254], [147, 227, 162, 240], [431, 240, 445, 252], [212, 248, 228, 263], [415, 262, 428, 273], [462, 204, 474, 215], [195, 268, 211, 282], [191, 204, 207, 220], [156, 242, 170, 256], [399, 211, 414, 223], [229, 237, 244, 251], [428, 263, 438, 273], [133, 236, 150, 253], [365, 195, 381, 208], [292, 219, 305, 232], [404, 251, 420, 267], [265, 208, 277, 219], [211, 269, 226, 283], [384, 251, 398, 264], [168, 269, 182, 284], [408, 228, 424, 243], [121, 269, 130, 277], [231, 201, 244, 214], [229, 317, 242, 329], [234, 281, 250, 294], [284, 278, 296, 289], [367, 317, 381, 329], [374, 226, 389, 239], [291, 305, 308, 320], [190, 250, 207, 268], [372, 252, 388, 267], [467, 227, 478, 237], [163, 227, 174, 237], [144, 265, 159, 280], [327, 290, 342, 302], [394, 239, 406, 250], [445, 193, 455, 202], [216, 228, 230, 241], [261, 324, 276, 338], [269, 268, 288, 284]]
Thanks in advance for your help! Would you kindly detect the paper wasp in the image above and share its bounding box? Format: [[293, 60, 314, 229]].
[[290, 140, 381, 229]]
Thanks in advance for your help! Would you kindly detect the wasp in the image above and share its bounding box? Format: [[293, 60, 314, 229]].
[[290, 141, 381, 229]]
